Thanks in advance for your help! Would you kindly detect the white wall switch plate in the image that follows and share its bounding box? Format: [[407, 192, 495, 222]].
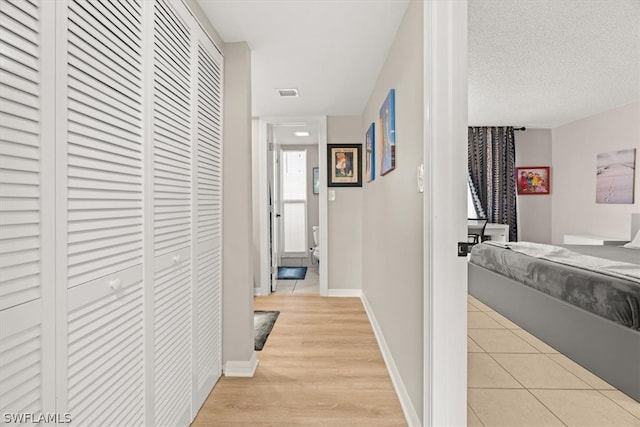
[[328, 190, 336, 201]]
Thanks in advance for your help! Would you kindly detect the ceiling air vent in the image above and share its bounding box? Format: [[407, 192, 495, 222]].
[[277, 88, 299, 98]]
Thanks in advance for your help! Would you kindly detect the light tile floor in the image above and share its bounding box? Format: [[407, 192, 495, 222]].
[[274, 265, 319, 294], [468, 294, 640, 427]]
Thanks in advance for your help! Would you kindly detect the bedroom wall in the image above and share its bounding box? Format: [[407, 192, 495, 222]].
[[551, 102, 640, 244], [361, 0, 423, 419], [514, 129, 553, 243], [327, 115, 363, 290]]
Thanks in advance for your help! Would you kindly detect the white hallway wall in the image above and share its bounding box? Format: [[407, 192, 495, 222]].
[[222, 42, 256, 368], [361, 0, 424, 420], [327, 116, 364, 291], [551, 102, 640, 243]]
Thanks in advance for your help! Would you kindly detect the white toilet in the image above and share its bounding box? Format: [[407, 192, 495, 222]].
[[312, 226, 320, 263]]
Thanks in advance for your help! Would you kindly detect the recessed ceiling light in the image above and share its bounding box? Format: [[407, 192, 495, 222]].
[[277, 88, 299, 97], [294, 131, 310, 137]]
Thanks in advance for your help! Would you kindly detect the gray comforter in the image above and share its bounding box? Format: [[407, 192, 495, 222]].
[[469, 243, 640, 330]]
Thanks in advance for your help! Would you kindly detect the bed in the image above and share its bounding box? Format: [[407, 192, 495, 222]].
[[468, 214, 640, 402]]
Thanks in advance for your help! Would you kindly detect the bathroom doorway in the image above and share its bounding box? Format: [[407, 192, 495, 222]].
[[257, 116, 328, 296]]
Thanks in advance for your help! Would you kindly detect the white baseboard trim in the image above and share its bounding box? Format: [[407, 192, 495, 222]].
[[254, 287, 261, 296], [327, 289, 363, 297], [361, 293, 421, 427], [223, 352, 259, 377]]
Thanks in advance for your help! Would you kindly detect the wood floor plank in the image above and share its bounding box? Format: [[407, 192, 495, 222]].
[[192, 295, 407, 426]]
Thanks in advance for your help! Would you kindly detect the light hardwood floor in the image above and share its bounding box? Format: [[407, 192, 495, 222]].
[[192, 294, 407, 426]]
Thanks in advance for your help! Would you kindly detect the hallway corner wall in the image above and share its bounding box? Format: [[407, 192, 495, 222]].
[[222, 42, 256, 367], [327, 116, 364, 290], [360, 0, 424, 422]]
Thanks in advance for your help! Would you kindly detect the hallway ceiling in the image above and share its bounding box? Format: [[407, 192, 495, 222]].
[[198, 0, 639, 128], [197, 0, 410, 118]]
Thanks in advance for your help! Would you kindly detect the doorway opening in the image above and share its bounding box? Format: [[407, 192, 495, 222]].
[[257, 116, 328, 296]]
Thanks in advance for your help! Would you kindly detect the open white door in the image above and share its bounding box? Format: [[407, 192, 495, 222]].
[[424, 1, 468, 425], [269, 140, 281, 292]]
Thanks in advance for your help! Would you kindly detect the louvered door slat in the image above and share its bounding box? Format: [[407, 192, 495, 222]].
[[68, 67, 140, 114], [196, 45, 222, 246], [153, 0, 192, 258], [153, 259, 191, 426], [192, 35, 223, 412], [150, 2, 194, 424], [66, 0, 143, 289], [72, 0, 141, 61], [195, 247, 221, 389], [0, 300, 42, 419], [0, 0, 43, 315], [67, 278, 144, 427]]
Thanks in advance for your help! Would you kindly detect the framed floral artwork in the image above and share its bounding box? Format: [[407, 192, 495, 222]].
[[327, 144, 362, 187]]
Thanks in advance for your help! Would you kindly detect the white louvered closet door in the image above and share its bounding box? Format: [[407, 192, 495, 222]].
[[192, 27, 223, 414], [151, 1, 193, 425], [63, 0, 145, 424], [0, 0, 55, 420]]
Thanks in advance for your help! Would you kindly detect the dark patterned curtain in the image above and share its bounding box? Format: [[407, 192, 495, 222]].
[[468, 127, 518, 241]]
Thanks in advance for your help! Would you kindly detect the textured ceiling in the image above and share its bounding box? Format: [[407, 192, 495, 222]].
[[198, 0, 639, 128], [197, 0, 410, 118], [468, 0, 640, 128]]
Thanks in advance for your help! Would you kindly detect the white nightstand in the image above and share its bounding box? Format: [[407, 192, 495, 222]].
[[563, 235, 629, 246]]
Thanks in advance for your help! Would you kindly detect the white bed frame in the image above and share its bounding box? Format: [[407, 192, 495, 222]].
[[468, 214, 640, 402]]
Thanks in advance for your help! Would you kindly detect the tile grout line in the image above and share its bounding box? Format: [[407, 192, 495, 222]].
[[467, 403, 486, 427], [468, 299, 640, 425], [525, 388, 569, 427], [468, 307, 571, 425], [595, 390, 640, 422]]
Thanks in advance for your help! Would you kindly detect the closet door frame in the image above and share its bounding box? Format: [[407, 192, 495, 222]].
[[142, 1, 155, 425], [53, 0, 71, 413], [41, 0, 57, 413]]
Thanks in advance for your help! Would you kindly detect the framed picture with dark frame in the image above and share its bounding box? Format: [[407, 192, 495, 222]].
[[327, 144, 362, 187], [516, 166, 550, 195], [312, 167, 319, 194]]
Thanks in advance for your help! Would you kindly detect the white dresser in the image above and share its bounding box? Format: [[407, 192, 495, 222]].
[[563, 235, 629, 246], [485, 224, 510, 242]]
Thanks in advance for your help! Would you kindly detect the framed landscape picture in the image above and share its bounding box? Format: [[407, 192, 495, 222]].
[[380, 89, 396, 176], [516, 166, 550, 195], [596, 148, 636, 204], [327, 144, 362, 187], [365, 123, 375, 182]]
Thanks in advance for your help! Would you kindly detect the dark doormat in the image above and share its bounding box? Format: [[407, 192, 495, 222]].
[[254, 310, 280, 351], [277, 266, 307, 280]]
